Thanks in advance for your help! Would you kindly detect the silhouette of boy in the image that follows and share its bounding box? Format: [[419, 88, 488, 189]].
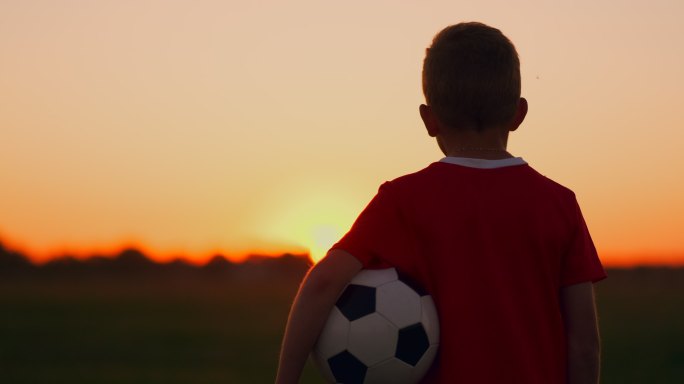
[[277, 22, 606, 384]]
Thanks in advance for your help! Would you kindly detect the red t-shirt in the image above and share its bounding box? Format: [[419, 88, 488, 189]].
[[332, 158, 606, 384]]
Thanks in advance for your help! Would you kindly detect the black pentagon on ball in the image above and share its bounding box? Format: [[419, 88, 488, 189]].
[[395, 323, 430, 366], [336, 284, 376, 321], [328, 350, 368, 384]]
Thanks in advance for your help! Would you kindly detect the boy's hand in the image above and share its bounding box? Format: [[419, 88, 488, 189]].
[[276, 249, 363, 384]]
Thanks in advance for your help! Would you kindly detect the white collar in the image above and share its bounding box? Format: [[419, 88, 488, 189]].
[[439, 156, 527, 169]]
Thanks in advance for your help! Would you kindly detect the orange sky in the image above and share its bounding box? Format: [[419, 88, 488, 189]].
[[1, 0, 683, 266]]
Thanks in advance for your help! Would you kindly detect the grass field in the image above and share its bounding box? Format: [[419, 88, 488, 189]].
[[0, 268, 682, 383], [595, 268, 684, 383]]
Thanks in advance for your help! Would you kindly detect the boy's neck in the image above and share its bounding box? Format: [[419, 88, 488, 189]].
[[438, 129, 513, 160], [443, 149, 513, 160]]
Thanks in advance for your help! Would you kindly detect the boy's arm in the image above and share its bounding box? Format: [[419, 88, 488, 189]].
[[275, 249, 363, 384], [560, 282, 601, 384]]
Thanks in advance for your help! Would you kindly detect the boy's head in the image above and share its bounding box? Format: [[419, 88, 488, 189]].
[[422, 22, 521, 132]]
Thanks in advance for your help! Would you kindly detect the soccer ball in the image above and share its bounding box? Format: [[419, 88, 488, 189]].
[[312, 268, 440, 384]]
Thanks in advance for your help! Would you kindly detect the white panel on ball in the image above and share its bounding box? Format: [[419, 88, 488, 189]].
[[347, 313, 398, 366], [376, 280, 421, 328], [315, 306, 351, 358], [420, 296, 440, 344], [364, 358, 414, 384], [350, 268, 398, 287]]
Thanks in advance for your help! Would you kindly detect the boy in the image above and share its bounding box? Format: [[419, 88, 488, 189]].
[[276, 22, 606, 384]]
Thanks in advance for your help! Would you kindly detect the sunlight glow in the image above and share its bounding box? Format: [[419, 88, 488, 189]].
[[309, 225, 343, 263], [255, 180, 365, 264]]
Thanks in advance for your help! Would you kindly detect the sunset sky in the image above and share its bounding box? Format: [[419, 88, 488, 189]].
[[1, 0, 683, 266]]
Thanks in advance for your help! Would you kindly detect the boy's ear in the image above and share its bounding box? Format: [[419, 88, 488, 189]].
[[509, 97, 528, 132], [419, 104, 440, 137]]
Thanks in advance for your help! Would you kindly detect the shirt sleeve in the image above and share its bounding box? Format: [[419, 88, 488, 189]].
[[560, 197, 607, 286], [330, 182, 411, 269]]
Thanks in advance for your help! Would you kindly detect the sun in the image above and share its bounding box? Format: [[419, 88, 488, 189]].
[[257, 182, 363, 264], [308, 224, 344, 263], [288, 210, 350, 263]]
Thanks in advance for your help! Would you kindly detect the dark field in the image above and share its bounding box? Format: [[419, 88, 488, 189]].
[[1, 266, 683, 383]]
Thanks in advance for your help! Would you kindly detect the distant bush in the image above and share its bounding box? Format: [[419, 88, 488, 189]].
[[0, 241, 310, 280], [0, 241, 33, 273]]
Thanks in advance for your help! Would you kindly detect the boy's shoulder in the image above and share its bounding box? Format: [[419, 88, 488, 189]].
[[385, 159, 578, 200]]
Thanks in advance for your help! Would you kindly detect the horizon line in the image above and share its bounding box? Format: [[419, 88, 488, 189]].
[[1, 237, 683, 268]]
